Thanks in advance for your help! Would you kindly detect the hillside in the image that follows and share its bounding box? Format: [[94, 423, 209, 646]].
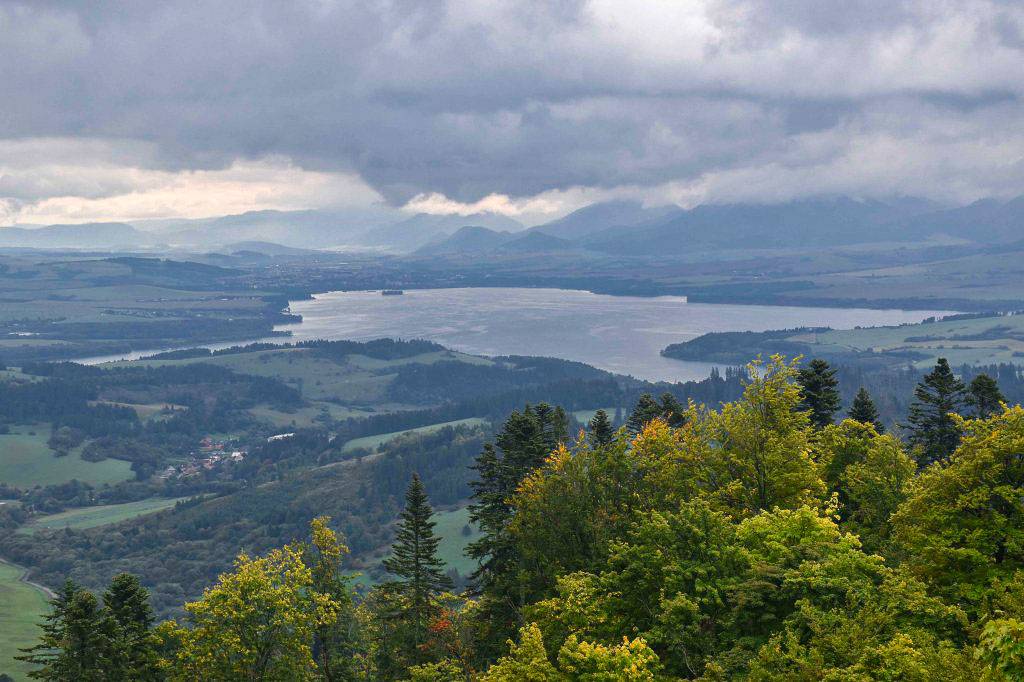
[[0, 223, 153, 250], [663, 312, 1024, 369]]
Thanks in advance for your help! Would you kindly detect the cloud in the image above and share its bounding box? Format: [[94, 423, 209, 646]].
[[1, 0, 1023, 221], [0, 141, 383, 225]]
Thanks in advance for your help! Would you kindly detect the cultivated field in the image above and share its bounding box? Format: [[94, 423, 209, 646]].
[[341, 418, 486, 453], [17, 497, 192, 534], [795, 313, 1024, 368]]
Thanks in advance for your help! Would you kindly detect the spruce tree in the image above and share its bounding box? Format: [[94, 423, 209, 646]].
[[17, 581, 113, 681], [384, 474, 452, 660], [588, 409, 615, 447], [797, 358, 840, 428], [848, 387, 884, 433], [968, 373, 1005, 418], [659, 392, 687, 427], [466, 403, 567, 660], [102, 573, 159, 681], [627, 394, 662, 434], [906, 358, 966, 464]]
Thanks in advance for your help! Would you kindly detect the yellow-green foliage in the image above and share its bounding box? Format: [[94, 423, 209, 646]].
[[161, 543, 339, 681], [892, 406, 1024, 613], [481, 623, 660, 682]]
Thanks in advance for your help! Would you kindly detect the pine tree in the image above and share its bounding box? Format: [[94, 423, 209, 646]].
[[797, 358, 841, 428], [102, 573, 160, 681], [384, 474, 453, 661], [659, 392, 687, 427], [17, 581, 113, 681], [588, 409, 615, 447], [968, 373, 1005, 419], [466, 404, 568, 660], [905, 358, 966, 464], [627, 394, 662, 434], [848, 387, 884, 433]]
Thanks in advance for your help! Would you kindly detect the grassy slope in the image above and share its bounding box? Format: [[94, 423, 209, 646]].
[[792, 314, 1024, 368], [17, 497, 192, 534], [122, 347, 494, 404], [0, 561, 50, 681], [0, 426, 132, 488], [432, 506, 481, 578], [341, 418, 487, 453]]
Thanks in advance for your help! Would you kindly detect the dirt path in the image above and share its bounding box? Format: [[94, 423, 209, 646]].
[[0, 557, 55, 600]]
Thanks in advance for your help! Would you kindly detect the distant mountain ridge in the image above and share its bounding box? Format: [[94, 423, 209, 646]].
[[531, 200, 680, 240], [2, 194, 1020, 254], [414, 226, 575, 256], [0, 222, 151, 249]]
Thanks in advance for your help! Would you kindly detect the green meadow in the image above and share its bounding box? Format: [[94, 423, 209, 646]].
[[18, 497, 192, 534], [0, 561, 50, 681], [341, 418, 487, 453], [0, 426, 132, 488]]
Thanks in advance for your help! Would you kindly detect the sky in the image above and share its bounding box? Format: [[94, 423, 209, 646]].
[[2, 0, 1024, 226]]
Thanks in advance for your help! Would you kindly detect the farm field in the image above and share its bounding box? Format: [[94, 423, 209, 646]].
[[17, 497, 193, 534], [248, 402, 377, 428], [797, 313, 1024, 367], [0, 560, 50, 681], [341, 418, 487, 453], [0, 426, 132, 488]]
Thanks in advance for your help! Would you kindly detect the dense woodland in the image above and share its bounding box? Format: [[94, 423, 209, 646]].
[[11, 353, 1024, 680]]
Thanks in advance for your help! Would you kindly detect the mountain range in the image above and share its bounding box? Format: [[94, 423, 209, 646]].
[[1, 194, 1020, 256]]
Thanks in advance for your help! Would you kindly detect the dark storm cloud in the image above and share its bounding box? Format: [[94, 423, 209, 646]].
[[2, 0, 1024, 206]]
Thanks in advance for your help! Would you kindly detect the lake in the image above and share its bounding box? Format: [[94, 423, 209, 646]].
[[78, 287, 951, 381], [275, 288, 950, 382]]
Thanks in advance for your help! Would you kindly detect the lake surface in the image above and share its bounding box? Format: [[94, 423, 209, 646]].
[[78, 287, 951, 380], [274, 288, 951, 382]]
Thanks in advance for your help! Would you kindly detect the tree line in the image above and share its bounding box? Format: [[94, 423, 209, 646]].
[[13, 354, 1024, 679]]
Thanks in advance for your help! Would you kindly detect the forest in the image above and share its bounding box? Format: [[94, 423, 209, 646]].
[[12, 354, 1024, 680]]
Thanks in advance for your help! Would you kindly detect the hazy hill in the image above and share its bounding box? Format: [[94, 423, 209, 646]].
[[896, 195, 1024, 243], [153, 208, 396, 250], [415, 226, 576, 256], [358, 212, 524, 252], [494, 231, 574, 253], [531, 200, 680, 240], [415, 226, 514, 255], [0, 222, 153, 250], [582, 196, 943, 255]]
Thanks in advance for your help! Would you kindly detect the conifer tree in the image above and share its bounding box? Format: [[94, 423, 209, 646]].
[[905, 358, 966, 464], [659, 392, 687, 427], [627, 394, 662, 434], [588, 409, 615, 447], [968, 373, 1005, 418], [383, 474, 453, 659], [797, 358, 841, 428], [102, 573, 160, 680], [848, 387, 884, 433], [466, 403, 567, 660], [17, 581, 113, 681]]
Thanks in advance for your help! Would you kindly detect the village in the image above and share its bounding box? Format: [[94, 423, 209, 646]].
[[157, 436, 247, 481]]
